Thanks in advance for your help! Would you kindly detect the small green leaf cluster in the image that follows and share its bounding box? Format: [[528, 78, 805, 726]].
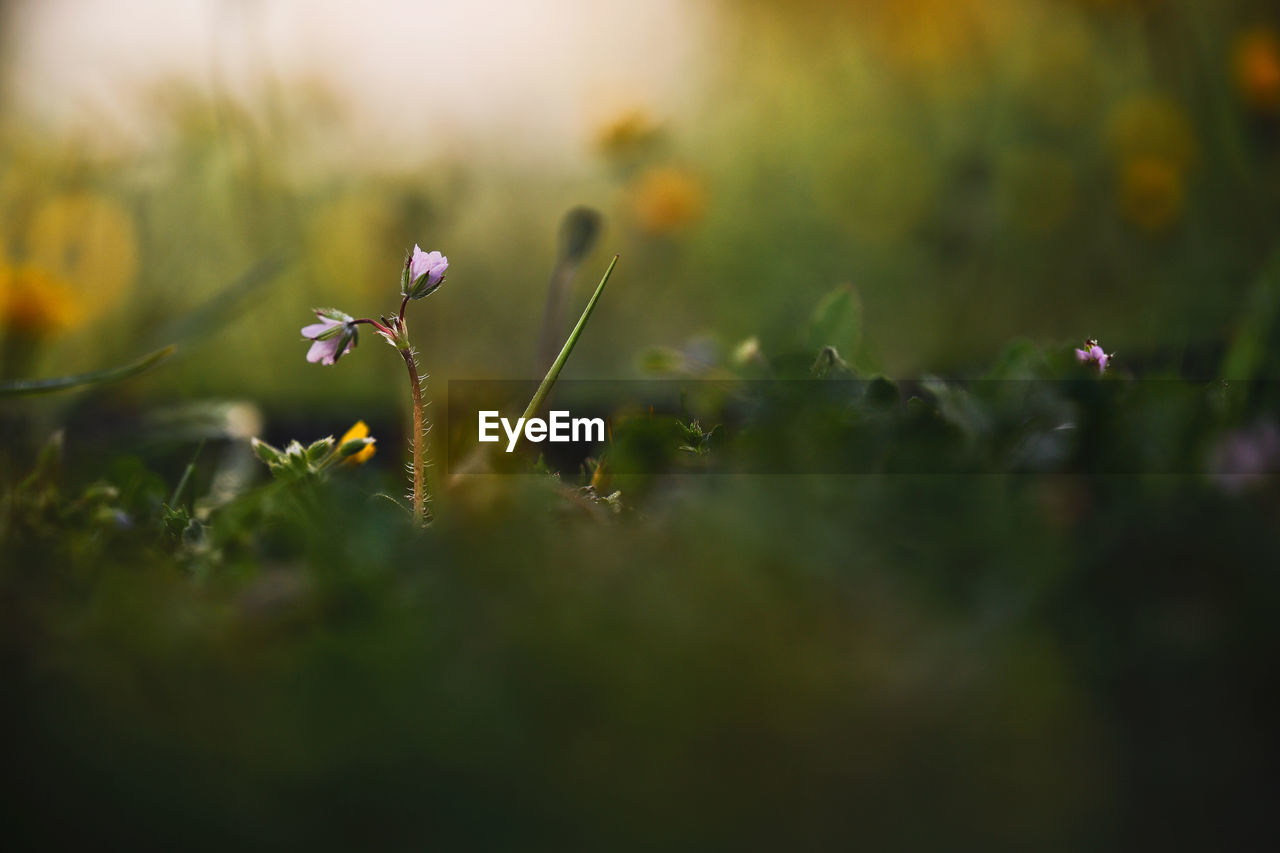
[[251, 434, 374, 482]]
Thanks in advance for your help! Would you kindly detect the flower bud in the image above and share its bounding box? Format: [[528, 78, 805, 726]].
[[338, 420, 377, 465], [404, 245, 448, 299]]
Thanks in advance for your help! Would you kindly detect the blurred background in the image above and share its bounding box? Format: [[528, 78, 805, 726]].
[[4, 0, 1280, 407], [5, 1, 1280, 849]]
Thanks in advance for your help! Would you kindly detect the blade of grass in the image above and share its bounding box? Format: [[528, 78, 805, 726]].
[[517, 255, 619, 441], [151, 256, 286, 347], [169, 439, 207, 509], [0, 345, 177, 398]]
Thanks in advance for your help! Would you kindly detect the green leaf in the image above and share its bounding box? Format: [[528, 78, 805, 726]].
[[807, 284, 861, 362], [251, 438, 284, 467], [0, 345, 176, 398], [306, 437, 335, 464], [168, 439, 206, 509], [515, 255, 620, 451]]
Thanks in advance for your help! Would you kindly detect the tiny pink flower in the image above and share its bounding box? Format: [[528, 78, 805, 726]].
[[301, 309, 357, 366], [1074, 339, 1112, 373], [404, 245, 448, 299]]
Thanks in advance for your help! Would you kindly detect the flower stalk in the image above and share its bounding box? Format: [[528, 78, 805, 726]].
[[401, 343, 428, 523], [299, 244, 448, 524]]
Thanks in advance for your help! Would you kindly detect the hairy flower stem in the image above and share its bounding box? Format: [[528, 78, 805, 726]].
[[400, 347, 427, 524]]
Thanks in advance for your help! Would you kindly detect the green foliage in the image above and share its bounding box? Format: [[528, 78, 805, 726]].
[[251, 434, 364, 483], [806, 283, 861, 365]]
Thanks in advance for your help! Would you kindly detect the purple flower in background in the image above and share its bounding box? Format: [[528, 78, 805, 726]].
[[404, 245, 448, 299], [1208, 421, 1280, 495], [1074, 339, 1112, 373], [301, 309, 358, 365]]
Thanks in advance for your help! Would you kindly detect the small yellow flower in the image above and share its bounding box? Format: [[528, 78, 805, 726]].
[[629, 166, 706, 234], [1233, 27, 1280, 114], [0, 263, 82, 336], [338, 420, 377, 465]]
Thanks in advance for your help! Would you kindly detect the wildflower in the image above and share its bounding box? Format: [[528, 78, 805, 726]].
[[1074, 339, 1113, 373], [403, 245, 448, 299], [1233, 27, 1280, 113], [630, 166, 705, 234], [1208, 422, 1280, 495], [0, 264, 82, 336], [301, 308, 358, 365], [337, 420, 377, 465]]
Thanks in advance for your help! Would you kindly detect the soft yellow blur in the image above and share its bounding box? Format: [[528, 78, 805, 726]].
[[26, 193, 138, 315], [0, 263, 82, 336], [1107, 96, 1195, 232], [629, 166, 705, 234]]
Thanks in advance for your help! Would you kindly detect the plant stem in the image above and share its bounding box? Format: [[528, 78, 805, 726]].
[[353, 318, 394, 338], [401, 348, 427, 524], [518, 255, 619, 434]]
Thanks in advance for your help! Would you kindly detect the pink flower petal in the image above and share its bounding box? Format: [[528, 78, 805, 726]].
[[301, 322, 332, 339], [307, 339, 338, 364]]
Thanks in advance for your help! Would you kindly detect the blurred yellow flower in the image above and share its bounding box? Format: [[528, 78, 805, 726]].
[[26, 193, 137, 317], [0, 263, 82, 336], [595, 108, 661, 159], [339, 420, 377, 466], [1118, 156, 1184, 233], [1106, 95, 1195, 231], [629, 166, 705, 234], [1233, 27, 1280, 114]]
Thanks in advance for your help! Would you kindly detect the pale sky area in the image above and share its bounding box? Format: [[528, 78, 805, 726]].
[[4, 0, 717, 165]]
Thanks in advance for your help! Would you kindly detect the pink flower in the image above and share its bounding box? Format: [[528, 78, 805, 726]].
[[301, 309, 357, 366], [1208, 422, 1280, 494], [404, 245, 448, 299], [1074, 339, 1112, 373]]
